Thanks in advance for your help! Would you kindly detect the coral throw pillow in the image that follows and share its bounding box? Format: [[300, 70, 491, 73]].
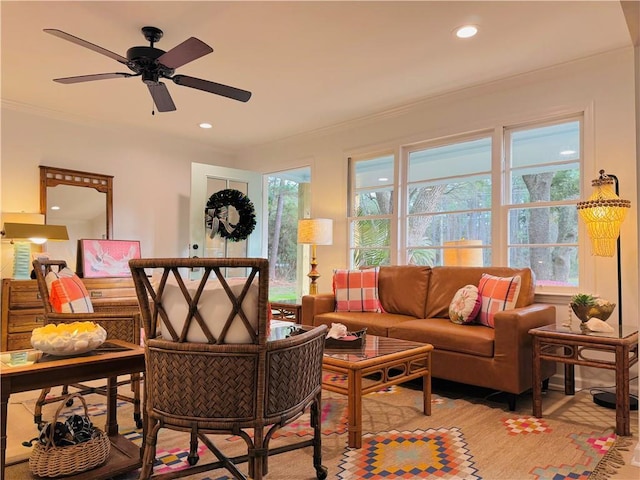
[[333, 268, 382, 312], [477, 274, 521, 328], [45, 267, 94, 314], [449, 285, 481, 324]]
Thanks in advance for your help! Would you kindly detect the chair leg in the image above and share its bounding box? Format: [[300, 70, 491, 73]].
[[311, 395, 328, 480], [139, 419, 161, 479], [131, 373, 143, 428], [188, 429, 199, 466], [34, 387, 50, 425], [251, 425, 264, 480]]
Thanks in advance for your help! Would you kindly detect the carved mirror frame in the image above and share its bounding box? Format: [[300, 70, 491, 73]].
[[39, 165, 113, 239]]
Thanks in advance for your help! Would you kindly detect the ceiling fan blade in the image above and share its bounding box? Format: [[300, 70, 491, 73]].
[[147, 82, 176, 112], [172, 75, 251, 102], [157, 37, 213, 69], [53, 72, 133, 84], [44, 29, 129, 64]]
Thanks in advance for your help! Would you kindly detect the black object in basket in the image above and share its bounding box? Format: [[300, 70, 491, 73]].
[[28, 393, 110, 477], [325, 328, 367, 349]]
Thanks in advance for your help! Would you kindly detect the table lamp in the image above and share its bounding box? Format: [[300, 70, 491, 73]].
[[297, 218, 333, 294], [443, 239, 483, 266], [1, 222, 69, 279]]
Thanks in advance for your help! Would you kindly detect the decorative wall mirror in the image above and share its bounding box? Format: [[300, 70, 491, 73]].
[[39, 166, 113, 268]]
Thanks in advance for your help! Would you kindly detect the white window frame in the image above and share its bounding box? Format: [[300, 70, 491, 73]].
[[502, 114, 583, 294], [347, 152, 398, 267], [401, 130, 494, 265], [346, 111, 588, 294]]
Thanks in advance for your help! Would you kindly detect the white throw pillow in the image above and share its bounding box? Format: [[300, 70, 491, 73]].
[[161, 277, 259, 344], [448, 285, 481, 324]]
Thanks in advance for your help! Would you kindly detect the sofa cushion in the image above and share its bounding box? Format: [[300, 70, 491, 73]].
[[378, 265, 431, 318], [449, 285, 481, 324], [389, 318, 494, 357], [425, 266, 534, 319], [333, 268, 382, 312], [313, 311, 415, 337], [477, 274, 521, 328], [161, 278, 259, 343], [45, 267, 94, 314]]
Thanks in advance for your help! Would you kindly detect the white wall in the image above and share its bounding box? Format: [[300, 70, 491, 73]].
[[1, 47, 637, 393], [234, 48, 639, 394], [236, 48, 638, 312], [0, 105, 237, 276]]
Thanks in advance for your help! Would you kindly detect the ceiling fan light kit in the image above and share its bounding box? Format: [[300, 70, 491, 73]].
[[44, 26, 251, 112]]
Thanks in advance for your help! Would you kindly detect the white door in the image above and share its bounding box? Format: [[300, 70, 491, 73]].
[[190, 163, 264, 270]]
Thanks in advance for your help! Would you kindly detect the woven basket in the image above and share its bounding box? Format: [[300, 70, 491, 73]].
[[29, 393, 111, 477]]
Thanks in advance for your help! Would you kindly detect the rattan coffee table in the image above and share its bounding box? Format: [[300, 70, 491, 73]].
[[321, 334, 433, 448]]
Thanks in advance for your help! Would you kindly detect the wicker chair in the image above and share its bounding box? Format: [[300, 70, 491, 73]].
[[129, 257, 328, 480], [31, 259, 142, 428]]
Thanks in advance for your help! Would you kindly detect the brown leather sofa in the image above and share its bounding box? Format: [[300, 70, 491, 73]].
[[301, 265, 556, 410]]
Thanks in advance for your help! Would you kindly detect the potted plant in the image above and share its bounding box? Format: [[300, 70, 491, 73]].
[[569, 293, 615, 323]]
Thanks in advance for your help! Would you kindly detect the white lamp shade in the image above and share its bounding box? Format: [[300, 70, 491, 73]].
[[297, 218, 333, 245]]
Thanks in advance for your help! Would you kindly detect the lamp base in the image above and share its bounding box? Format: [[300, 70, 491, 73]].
[[592, 391, 638, 411], [13, 241, 32, 280]]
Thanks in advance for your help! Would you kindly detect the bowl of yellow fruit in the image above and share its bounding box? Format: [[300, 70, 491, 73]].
[[31, 322, 107, 356]]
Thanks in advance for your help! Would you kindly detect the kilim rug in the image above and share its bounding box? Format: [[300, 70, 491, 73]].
[[9, 376, 637, 480]]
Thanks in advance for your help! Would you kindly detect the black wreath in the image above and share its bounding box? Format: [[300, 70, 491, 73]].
[[205, 189, 256, 242]]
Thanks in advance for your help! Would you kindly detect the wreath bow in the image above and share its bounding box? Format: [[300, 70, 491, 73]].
[[205, 189, 256, 242]]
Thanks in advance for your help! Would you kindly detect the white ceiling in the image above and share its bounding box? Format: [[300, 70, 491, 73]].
[[1, 1, 633, 153]]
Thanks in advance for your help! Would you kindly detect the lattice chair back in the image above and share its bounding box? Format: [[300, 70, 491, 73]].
[[32, 259, 68, 316], [32, 259, 140, 344], [129, 257, 328, 480], [129, 258, 269, 419], [31, 259, 143, 429]]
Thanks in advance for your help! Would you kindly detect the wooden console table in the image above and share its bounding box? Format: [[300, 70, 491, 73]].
[[0, 340, 145, 479], [530, 323, 639, 436], [1, 278, 140, 351]]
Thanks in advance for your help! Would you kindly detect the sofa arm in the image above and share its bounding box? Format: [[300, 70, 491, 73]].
[[493, 303, 556, 363], [301, 294, 335, 326]]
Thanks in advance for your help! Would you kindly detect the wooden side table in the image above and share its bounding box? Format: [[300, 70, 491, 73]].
[[270, 301, 302, 323], [322, 335, 432, 448], [1, 340, 145, 478], [530, 323, 638, 436]]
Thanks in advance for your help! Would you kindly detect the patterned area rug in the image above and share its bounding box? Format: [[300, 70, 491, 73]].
[[11, 375, 636, 480]]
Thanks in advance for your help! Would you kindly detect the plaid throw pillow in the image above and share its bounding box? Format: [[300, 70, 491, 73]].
[[333, 268, 382, 312], [45, 267, 94, 314], [477, 273, 521, 328]]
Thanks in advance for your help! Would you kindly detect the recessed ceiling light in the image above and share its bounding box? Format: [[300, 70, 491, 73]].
[[455, 25, 478, 39], [199, 123, 213, 129], [50, 205, 60, 211]]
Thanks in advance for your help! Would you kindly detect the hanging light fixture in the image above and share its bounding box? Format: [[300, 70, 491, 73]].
[[576, 170, 630, 257]]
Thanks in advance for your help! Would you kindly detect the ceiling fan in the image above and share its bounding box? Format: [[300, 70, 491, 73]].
[[44, 26, 252, 112]]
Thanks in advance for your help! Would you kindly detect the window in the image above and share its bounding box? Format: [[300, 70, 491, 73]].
[[505, 119, 581, 286], [348, 114, 583, 290], [348, 155, 394, 268], [267, 167, 311, 300], [405, 135, 492, 266]]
